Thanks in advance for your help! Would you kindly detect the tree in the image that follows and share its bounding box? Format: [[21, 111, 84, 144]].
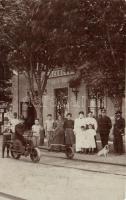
[[0, 0, 66, 127], [34, 0, 125, 111], [1, 0, 125, 124], [0, 44, 12, 104]]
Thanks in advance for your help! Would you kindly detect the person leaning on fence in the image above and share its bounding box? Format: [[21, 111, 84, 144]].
[[44, 114, 54, 147], [2, 117, 12, 158], [113, 111, 125, 155]]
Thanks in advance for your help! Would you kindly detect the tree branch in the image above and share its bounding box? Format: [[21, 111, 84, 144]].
[[106, 28, 118, 67]]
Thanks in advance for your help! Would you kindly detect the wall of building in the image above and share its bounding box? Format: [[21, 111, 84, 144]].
[[12, 73, 125, 122], [12, 74, 29, 116], [43, 77, 87, 121]]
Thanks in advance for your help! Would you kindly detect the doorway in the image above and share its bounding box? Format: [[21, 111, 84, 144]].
[[54, 88, 68, 119]]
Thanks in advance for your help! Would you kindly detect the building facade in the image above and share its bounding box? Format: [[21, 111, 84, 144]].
[[12, 69, 125, 122]]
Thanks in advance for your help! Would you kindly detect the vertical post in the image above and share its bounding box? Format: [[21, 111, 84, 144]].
[[18, 69, 20, 119]]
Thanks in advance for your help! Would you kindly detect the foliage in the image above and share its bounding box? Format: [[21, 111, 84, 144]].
[[0, 0, 125, 112], [0, 44, 12, 103], [33, 0, 125, 109]]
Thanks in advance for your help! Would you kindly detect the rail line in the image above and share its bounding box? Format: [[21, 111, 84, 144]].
[[40, 150, 126, 167], [38, 158, 126, 177], [0, 192, 26, 200]]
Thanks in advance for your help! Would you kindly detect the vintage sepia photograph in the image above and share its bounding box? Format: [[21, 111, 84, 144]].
[[0, 0, 125, 199]]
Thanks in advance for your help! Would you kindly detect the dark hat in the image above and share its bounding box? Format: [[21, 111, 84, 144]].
[[101, 109, 106, 113], [115, 110, 122, 115]]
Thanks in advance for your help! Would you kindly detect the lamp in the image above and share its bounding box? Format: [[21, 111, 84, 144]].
[[72, 87, 79, 102]]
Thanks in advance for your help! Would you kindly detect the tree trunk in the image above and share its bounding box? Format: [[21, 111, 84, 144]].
[[110, 95, 122, 112], [38, 96, 45, 146]]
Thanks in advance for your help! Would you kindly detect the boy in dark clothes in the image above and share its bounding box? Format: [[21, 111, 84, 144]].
[[2, 117, 12, 158]]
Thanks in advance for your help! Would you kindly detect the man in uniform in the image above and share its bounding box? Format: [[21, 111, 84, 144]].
[[113, 111, 125, 155], [98, 109, 112, 148]]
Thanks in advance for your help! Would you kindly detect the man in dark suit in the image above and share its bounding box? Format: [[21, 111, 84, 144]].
[[15, 117, 26, 145], [113, 111, 125, 154], [98, 109, 112, 148]]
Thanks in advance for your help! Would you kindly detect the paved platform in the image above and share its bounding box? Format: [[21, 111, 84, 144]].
[[0, 135, 125, 166], [39, 146, 126, 166]]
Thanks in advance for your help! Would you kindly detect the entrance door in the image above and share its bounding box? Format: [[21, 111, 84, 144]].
[[55, 88, 68, 119]]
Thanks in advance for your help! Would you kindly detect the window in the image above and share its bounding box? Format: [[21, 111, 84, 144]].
[[54, 88, 68, 119]]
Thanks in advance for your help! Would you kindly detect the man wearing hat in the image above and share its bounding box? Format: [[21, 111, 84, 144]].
[[98, 109, 112, 148], [2, 117, 12, 158], [15, 117, 26, 145], [113, 111, 125, 154]]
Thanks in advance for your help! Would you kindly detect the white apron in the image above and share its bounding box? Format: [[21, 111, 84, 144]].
[[74, 118, 86, 151]]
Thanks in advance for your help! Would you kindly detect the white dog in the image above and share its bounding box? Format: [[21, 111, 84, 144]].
[[97, 145, 109, 157]]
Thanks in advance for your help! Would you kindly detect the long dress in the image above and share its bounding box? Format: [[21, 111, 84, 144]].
[[85, 117, 98, 150], [84, 129, 96, 149], [64, 119, 75, 145], [74, 118, 86, 152], [51, 120, 65, 145]]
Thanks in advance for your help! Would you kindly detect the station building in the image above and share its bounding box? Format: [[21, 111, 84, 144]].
[[12, 68, 125, 122]]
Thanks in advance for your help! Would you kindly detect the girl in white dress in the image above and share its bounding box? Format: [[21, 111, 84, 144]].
[[85, 124, 96, 153]]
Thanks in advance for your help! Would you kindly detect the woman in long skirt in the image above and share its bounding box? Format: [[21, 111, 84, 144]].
[[64, 113, 75, 147], [51, 115, 65, 145]]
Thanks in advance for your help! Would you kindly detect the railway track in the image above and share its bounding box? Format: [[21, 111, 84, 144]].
[[39, 161, 126, 177], [39, 154, 126, 177], [0, 192, 26, 200]]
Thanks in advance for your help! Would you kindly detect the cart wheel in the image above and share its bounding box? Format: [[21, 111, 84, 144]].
[[11, 139, 22, 159], [11, 150, 21, 159], [30, 147, 40, 163], [65, 147, 74, 159]]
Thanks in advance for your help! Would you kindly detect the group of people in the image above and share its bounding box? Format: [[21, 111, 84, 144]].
[[1, 108, 125, 158], [1, 112, 43, 158], [44, 109, 125, 155]]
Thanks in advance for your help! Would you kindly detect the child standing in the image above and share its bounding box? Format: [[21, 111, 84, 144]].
[[85, 124, 96, 153], [44, 114, 54, 147], [2, 117, 12, 158], [32, 119, 43, 146]]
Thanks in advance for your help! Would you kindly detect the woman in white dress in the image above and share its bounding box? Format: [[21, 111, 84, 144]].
[[74, 111, 86, 152], [85, 111, 97, 131], [85, 111, 98, 152]]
